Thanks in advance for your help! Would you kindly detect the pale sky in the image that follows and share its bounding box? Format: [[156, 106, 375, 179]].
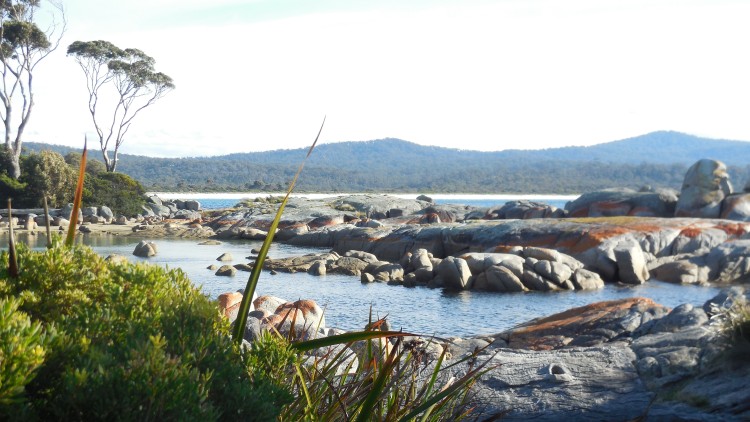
[[21, 0, 750, 157]]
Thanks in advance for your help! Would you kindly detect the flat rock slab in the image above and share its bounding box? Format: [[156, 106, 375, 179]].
[[470, 344, 653, 421]]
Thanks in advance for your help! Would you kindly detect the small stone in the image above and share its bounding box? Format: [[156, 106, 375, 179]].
[[216, 253, 233, 262]]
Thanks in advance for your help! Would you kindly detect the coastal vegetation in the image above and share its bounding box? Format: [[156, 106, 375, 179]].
[[0, 149, 145, 213]]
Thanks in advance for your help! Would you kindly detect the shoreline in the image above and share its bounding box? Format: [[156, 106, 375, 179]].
[[149, 191, 581, 202]]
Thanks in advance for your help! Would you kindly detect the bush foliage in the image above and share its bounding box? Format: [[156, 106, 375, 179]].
[[0, 242, 291, 421]]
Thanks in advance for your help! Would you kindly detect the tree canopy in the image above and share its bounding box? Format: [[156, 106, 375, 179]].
[[67, 40, 174, 172]]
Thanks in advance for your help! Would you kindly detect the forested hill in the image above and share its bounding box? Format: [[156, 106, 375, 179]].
[[22, 131, 750, 193]]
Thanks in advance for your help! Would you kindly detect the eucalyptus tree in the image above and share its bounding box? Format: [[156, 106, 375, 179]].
[[67, 40, 174, 172], [0, 0, 65, 179]]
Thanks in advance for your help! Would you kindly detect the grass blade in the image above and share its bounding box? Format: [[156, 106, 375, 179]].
[[43, 195, 52, 249], [7, 199, 18, 278], [65, 137, 88, 247], [232, 117, 326, 344], [292, 330, 414, 353]]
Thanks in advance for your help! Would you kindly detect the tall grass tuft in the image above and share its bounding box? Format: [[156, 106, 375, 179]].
[[64, 137, 88, 247]]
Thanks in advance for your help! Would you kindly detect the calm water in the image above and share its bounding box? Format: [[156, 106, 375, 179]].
[[12, 234, 720, 338]]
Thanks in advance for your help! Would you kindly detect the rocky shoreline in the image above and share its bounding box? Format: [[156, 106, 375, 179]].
[[216, 286, 749, 420]]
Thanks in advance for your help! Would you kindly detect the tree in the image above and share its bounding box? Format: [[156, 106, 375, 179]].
[[67, 40, 174, 172], [0, 0, 64, 179]]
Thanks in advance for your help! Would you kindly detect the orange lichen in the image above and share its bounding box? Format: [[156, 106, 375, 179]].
[[679, 227, 703, 238], [715, 222, 747, 237]]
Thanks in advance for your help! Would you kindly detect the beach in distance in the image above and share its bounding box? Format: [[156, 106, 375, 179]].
[[151, 192, 580, 210]]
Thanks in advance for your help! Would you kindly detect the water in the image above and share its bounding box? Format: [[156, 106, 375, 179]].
[[152, 193, 578, 211], [12, 234, 720, 338]]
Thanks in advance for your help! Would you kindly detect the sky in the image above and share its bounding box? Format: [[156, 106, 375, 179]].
[[18, 0, 750, 157]]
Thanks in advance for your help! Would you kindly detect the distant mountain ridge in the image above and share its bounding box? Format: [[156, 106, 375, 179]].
[[21, 131, 750, 193]]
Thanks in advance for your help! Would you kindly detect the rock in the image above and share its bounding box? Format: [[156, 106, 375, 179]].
[[253, 295, 287, 315], [721, 193, 750, 221], [651, 260, 701, 284], [217, 292, 244, 323], [329, 256, 368, 276], [206, 264, 218, 270], [79, 225, 92, 233], [435, 257, 472, 290], [482, 265, 527, 292], [409, 248, 434, 271], [198, 240, 222, 245], [308, 261, 326, 276], [703, 286, 749, 316], [361, 273, 375, 283], [115, 215, 128, 225], [216, 252, 233, 262], [565, 188, 678, 218], [184, 200, 201, 211], [416, 194, 434, 203], [614, 244, 649, 284], [344, 250, 378, 263], [133, 240, 158, 257], [215, 265, 236, 276], [571, 269, 604, 290], [649, 304, 709, 334], [96, 205, 114, 220], [104, 254, 128, 265], [261, 299, 326, 340], [500, 298, 669, 350], [492, 200, 563, 219], [233, 263, 253, 272], [364, 261, 404, 282], [173, 210, 202, 220], [82, 206, 98, 217], [147, 195, 163, 206], [675, 159, 733, 218]]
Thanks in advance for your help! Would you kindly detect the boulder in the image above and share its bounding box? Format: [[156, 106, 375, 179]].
[[437, 256, 473, 290], [492, 200, 563, 220], [184, 200, 201, 211], [260, 299, 326, 340], [329, 256, 368, 276], [82, 206, 98, 217], [216, 252, 233, 262], [132, 240, 158, 257], [253, 295, 287, 315], [481, 265, 527, 292], [146, 203, 172, 217], [571, 268, 604, 290], [651, 260, 701, 284], [308, 261, 326, 276], [614, 244, 649, 284], [720, 193, 750, 221], [215, 265, 236, 276], [147, 195, 163, 206], [565, 188, 678, 218], [675, 159, 732, 218], [217, 291, 244, 323], [98, 206, 114, 220], [115, 215, 128, 225]]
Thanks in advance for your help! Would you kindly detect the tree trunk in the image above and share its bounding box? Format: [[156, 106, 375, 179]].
[[8, 152, 21, 179]]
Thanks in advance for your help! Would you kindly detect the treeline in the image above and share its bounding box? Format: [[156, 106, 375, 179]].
[[20, 131, 750, 194]]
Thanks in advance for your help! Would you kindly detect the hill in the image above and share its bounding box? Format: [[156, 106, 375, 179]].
[[21, 131, 750, 193]]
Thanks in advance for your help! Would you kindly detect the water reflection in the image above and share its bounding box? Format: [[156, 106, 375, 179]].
[[2, 234, 721, 337]]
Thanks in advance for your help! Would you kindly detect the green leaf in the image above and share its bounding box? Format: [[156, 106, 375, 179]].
[[291, 330, 414, 353]]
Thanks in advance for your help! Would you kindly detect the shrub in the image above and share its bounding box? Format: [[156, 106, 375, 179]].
[[19, 150, 76, 208], [0, 297, 49, 418], [0, 243, 291, 420], [83, 172, 146, 216]]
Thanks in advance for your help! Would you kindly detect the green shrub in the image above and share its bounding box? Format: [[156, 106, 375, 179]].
[[19, 150, 76, 208], [0, 243, 291, 421], [0, 297, 49, 417], [83, 172, 146, 216]]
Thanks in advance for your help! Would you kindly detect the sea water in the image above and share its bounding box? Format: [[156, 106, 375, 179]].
[[12, 234, 719, 338]]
